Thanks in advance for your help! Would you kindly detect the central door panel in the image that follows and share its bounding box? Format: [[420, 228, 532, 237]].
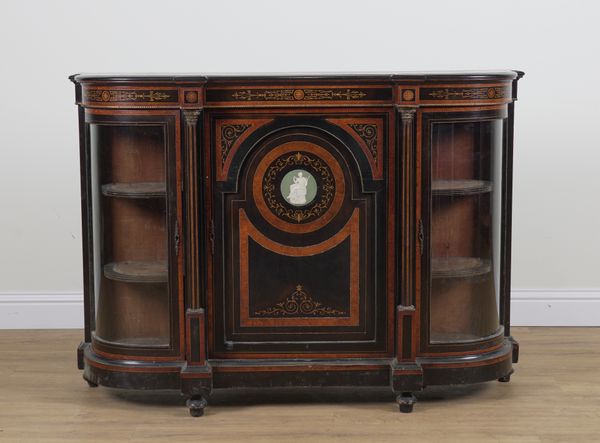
[[209, 114, 390, 357]]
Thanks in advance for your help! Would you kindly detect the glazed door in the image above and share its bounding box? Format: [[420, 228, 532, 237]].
[[207, 113, 392, 357], [85, 110, 183, 358], [421, 107, 508, 353]]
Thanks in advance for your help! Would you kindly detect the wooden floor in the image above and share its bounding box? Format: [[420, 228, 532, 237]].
[[0, 328, 599, 442]]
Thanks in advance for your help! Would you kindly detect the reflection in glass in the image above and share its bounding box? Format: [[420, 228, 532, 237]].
[[430, 120, 503, 343], [90, 124, 170, 347]]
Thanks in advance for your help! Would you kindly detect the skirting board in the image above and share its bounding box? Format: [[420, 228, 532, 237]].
[[509, 289, 600, 327], [0, 292, 84, 329], [0, 290, 599, 329]]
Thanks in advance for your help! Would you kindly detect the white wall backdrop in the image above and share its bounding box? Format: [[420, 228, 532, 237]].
[[1, 0, 599, 328]]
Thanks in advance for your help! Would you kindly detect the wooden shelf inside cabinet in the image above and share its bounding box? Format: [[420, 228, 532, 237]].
[[430, 332, 483, 344], [101, 182, 166, 199], [103, 261, 168, 283], [93, 333, 170, 348], [432, 180, 492, 196], [431, 257, 491, 279]]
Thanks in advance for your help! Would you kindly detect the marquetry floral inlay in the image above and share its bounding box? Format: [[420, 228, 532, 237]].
[[254, 285, 346, 317]]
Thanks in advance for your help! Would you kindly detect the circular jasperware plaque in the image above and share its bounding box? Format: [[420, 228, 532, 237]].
[[252, 141, 345, 233]]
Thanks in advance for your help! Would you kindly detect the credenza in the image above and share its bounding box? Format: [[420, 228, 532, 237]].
[[70, 71, 524, 415]]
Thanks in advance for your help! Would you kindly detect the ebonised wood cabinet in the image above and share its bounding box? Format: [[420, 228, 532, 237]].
[[71, 71, 524, 415]]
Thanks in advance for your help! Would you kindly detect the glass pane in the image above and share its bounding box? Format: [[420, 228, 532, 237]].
[[89, 124, 170, 347], [429, 119, 503, 343]]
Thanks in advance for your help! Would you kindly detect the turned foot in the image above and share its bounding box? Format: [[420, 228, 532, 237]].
[[186, 396, 208, 417], [498, 369, 514, 383], [396, 392, 416, 413], [85, 378, 98, 388]]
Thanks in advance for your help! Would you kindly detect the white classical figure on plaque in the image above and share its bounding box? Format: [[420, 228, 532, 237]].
[[286, 171, 310, 205]]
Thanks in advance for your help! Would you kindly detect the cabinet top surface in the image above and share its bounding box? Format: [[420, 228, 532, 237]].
[[70, 71, 524, 83]]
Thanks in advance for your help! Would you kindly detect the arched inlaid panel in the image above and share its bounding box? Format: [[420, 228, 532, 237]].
[[209, 117, 390, 357]]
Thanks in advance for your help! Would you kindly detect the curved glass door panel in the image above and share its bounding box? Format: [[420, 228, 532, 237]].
[[429, 119, 504, 343], [89, 123, 170, 348]]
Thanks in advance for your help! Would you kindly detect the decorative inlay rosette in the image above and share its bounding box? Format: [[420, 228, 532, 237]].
[[253, 141, 346, 233], [254, 285, 346, 317], [184, 90, 199, 103], [262, 151, 334, 225], [83, 89, 178, 103], [401, 89, 416, 101]]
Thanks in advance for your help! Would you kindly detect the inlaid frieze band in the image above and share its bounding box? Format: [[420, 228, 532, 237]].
[[83, 89, 178, 103], [420, 86, 510, 101], [232, 88, 366, 101], [206, 87, 393, 104]]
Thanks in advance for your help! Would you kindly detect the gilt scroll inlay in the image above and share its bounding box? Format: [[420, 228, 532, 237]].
[[326, 118, 384, 180], [254, 285, 346, 317], [220, 124, 251, 167], [215, 118, 273, 181], [348, 124, 378, 165], [231, 88, 367, 101], [84, 89, 177, 103], [423, 86, 508, 100]]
